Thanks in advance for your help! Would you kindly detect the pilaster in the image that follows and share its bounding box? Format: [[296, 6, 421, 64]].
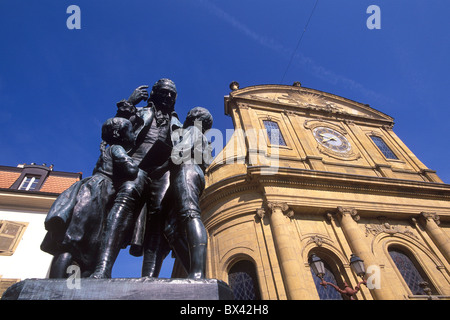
[[419, 212, 450, 264], [266, 202, 308, 299], [333, 206, 396, 300]]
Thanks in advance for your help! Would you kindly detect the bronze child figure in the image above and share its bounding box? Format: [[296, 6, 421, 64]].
[[164, 106, 213, 279], [41, 117, 138, 278]]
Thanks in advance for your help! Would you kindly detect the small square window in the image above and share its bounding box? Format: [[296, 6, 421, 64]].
[[263, 120, 287, 146], [18, 175, 40, 191], [370, 136, 398, 160]]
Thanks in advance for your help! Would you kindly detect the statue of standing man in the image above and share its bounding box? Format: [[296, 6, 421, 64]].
[[91, 79, 180, 279]]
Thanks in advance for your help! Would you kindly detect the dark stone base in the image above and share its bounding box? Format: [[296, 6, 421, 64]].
[[1, 277, 234, 300]]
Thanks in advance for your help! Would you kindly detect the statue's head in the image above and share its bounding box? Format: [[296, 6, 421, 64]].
[[183, 107, 213, 133], [149, 78, 177, 113], [102, 117, 135, 148]]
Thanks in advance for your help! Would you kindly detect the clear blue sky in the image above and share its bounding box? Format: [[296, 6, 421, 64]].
[[1, 1, 449, 278]]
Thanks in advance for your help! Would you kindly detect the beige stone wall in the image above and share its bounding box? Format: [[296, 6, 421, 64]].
[[200, 84, 450, 300], [202, 187, 450, 299]]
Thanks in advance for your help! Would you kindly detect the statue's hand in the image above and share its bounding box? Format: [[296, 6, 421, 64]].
[[127, 85, 149, 106]]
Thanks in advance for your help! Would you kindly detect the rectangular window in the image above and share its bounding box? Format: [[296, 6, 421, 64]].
[[370, 136, 398, 160], [18, 175, 40, 191], [263, 120, 287, 146]]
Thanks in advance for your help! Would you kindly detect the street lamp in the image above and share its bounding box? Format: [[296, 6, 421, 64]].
[[309, 253, 367, 300], [309, 254, 326, 279], [349, 254, 366, 278]]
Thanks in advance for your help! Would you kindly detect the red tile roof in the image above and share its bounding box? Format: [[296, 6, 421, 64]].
[[0, 171, 21, 189], [39, 175, 81, 193], [0, 164, 82, 194]]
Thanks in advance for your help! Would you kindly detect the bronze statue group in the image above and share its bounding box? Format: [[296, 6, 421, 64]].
[[41, 79, 213, 280]]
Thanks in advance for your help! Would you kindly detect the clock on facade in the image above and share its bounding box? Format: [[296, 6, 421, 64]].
[[313, 127, 351, 153]]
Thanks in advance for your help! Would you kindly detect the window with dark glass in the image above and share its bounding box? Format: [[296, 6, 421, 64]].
[[228, 260, 261, 300], [389, 247, 437, 295], [309, 258, 345, 300], [18, 175, 40, 191], [370, 136, 398, 159], [263, 120, 287, 146]]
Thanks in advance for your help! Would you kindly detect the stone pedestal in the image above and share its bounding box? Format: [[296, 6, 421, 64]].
[[1, 277, 234, 300]]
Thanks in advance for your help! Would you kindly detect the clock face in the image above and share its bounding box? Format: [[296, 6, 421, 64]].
[[313, 127, 351, 153]]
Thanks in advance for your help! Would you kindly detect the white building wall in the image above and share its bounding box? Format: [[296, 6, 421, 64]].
[[0, 209, 53, 279]]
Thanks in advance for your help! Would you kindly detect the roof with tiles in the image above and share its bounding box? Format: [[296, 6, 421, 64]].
[[0, 171, 21, 189], [0, 163, 82, 194]]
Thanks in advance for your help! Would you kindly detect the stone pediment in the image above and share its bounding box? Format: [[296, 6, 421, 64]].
[[228, 85, 393, 123]]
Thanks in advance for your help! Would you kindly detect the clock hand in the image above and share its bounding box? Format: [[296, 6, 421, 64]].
[[321, 135, 337, 143]]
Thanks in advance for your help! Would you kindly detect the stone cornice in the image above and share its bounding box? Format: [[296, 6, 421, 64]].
[[255, 166, 450, 199], [0, 189, 58, 212], [200, 166, 450, 212]]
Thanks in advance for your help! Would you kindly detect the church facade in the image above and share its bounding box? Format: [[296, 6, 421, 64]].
[[199, 83, 450, 300]]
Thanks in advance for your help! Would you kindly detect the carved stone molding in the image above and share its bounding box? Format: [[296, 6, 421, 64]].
[[420, 212, 440, 226], [255, 208, 265, 220], [267, 201, 289, 212], [307, 235, 324, 247], [285, 209, 294, 218], [304, 119, 346, 132], [336, 206, 360, 222], [325, 212, 335, 222], [344, 119, 355, 126], [365, 216, 418, 239], [369, 130, 382, 137], [276, 92, 351, 117], [316, 144, 362, 161], [267, 202, 294, 219]]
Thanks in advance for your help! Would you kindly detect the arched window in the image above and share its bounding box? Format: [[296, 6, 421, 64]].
[[388, 246, 437, 295], [263, 120, 287, 146], [370, 135, 398, 159], [228, 260, 261, 300], [309, 254, 345, 300]]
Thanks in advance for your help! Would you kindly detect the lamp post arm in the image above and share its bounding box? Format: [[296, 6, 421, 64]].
[[319, 279, 347, 295], [320, 278, 367, 300], [354, 279, 367, 292]]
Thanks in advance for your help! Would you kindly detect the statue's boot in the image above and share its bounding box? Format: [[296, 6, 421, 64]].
[[185, 217, 207, 280], [140, 203, 171, 277], [141, 231, 171, 277], [91, 204, 133, 279], [165, 229, 191, 276]]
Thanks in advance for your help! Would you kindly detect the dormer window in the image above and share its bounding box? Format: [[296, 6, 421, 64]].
[[18, 175, 41, 191], [10, 164, 52, 191]]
